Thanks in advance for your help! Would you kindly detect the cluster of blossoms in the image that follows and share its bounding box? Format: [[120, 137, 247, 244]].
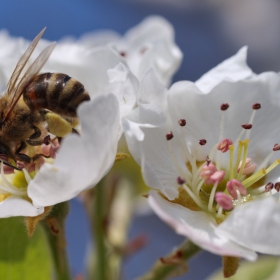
[[1, 16, 280, 266], [0, 17, 181, 217]]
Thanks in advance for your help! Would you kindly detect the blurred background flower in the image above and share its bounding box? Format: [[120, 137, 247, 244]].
[[0, 0, 279, 279]]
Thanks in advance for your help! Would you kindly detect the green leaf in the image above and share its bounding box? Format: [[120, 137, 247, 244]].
[[208, 256, 279, 280], [0, 217, 52, 280]]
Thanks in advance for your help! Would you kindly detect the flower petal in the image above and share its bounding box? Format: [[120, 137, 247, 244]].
[[195, 46, 253, 93], [217, 197, 280, 255], [148, 191, 257, 261], [0, 196, 43, 217], [28, 94, 120, 207]]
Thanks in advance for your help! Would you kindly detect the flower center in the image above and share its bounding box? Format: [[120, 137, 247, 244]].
[[166, 102, 280, 221]]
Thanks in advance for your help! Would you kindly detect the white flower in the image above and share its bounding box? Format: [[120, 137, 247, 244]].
[[123, 47, 280, 260], [0, 94, 120, 216], [79, 16, 183, 86]]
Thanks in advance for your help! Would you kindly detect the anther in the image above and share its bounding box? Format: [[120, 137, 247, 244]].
[[241, 124, 252, 129], [119, 51, 126, 57], [265, 182, 274, 192], [199, 139, 207, 146], [217, 138, 233, 153], [166, 132, 173, 141], [220, 103, 229, 111], [206, 156, 211, 166], [252, 103, 261, 110], [177, 177, 186, 185], [178, 119, 186, 126], [226, 179, 247, 199], [215, 192, 233, 210], [273, 144, 280, 151], [237, 158, 256, 175], [275, 182, 280, 192]]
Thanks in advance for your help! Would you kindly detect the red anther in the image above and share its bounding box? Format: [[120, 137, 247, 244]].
[[119, 51, 126, 57], [265, 182, 274, 192], [177, 177, 186, 185], [199, 139, 207, 146], [166, 132, 174, 141], [241, 124, 252, 129], [215, 192, 233, 210], [217, 138, 233, 153], [226, 179, 247, 199], [178, 119, 186, 126], [252, 103, 261, 110], [273, 144, 280, 151], [275, 182, 280, 192], [220, 103, 229, 111]]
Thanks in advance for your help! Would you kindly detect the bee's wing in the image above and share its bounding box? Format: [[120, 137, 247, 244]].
[[6, 28, 46, 99], [3, 41, 56, 120]]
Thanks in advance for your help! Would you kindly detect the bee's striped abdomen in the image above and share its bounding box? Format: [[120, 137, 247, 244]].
[[23, 73, 90, 117]]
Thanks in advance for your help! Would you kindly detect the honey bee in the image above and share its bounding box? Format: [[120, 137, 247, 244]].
[[0, 28, 90, 169]]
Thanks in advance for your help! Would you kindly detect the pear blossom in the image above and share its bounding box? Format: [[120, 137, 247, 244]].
[[123, 47, 280, 260], [0, 94, 120, 216], [79, 16, 183, 86]]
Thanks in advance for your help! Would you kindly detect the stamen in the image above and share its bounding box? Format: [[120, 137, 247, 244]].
[[227, 179, 247, 199], [178, 119, 186, 126], [220, 103, 229, 111], [200, 163, 217, 185], [234, 141, 244, 176], [196, 178, 205, 196], [242, 168, 267, 188], [252, 103, 261, 110], [236, 190, 242, 206], [217, 138, 233, 153], [265, 182, 274, 192], [238, 158, 256, 175], [237, 139, 250, 180], [229, 145, 234, 180], [215, 192, 233, 210], [208, 182, 219, 212], [241, 124, 252, 129], [273, 144, 280, 151], [274, 182, 280, 192], [199, 139, 207, 146], [167, 141, 192, 186], [166, 132, 173, 141], [182, 183, 206, 210], [177, 177, 185, 185]]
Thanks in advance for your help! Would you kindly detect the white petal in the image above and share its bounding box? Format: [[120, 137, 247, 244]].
[[0, 196, 43, 217], [148, 191, 257, 261], [195, 47, 253, 93], [149, 191, 257, 261], [217, 197, 280, 255], [107, 63, 138, 118], [28, 94, 120, 207], [168, 72, 280, 166]]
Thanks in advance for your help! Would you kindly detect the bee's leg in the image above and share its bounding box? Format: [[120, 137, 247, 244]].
[[40, 109, 72, 137], [15, 141, 31, 163], [29, 126, 41, 139], [27, 135, 50, 146]]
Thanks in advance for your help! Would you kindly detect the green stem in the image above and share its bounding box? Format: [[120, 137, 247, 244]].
[[42, 202, 71, 280], [137, 239, 201, 280], [93, 181, 107, 280]]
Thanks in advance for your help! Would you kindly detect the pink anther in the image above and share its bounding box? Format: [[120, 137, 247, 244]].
[[217, 138, 233, 153], [226, 179, 247, 199], [215, 192, 233, 210], [237, 158, 256, 175]]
